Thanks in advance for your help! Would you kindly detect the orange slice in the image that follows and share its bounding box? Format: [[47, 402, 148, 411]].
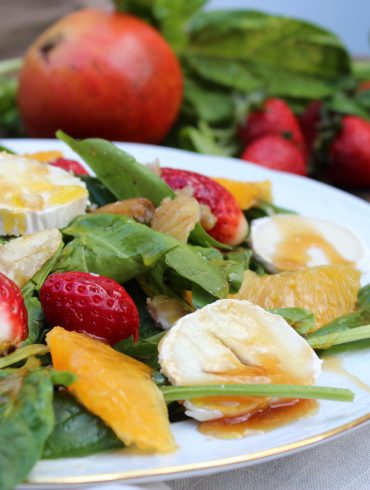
[[213, 178, 272, 209], [231, 264, 360, 331], [46, 327, 175, 453]]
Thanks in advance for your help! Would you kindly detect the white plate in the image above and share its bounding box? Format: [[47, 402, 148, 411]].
[[2, 139, 370, 488]]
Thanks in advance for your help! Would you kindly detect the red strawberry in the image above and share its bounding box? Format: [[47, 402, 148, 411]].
[[161, 168, 248, 246], [0, 272, 28, 352], [299, 101, 322, 151], [50, 158, 89, 175], [241, 135, 308, 176], [40, 272, 139, 345], [326, 115, 370, 187], [238, 98, 306, 154]]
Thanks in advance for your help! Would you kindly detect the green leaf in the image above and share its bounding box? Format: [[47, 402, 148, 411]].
[[0, 368, 54, 490], [185, 10, 351, 99], [0, 144, 15, 154], [161, 383, 354, 403], [244, 200, 296, 221], [80, 176, 116, 207], [308, 325, 370, 350], [269, 308, 315, 335], [115, 332, 165, 369], [358, 285, 370, 308], [57, 131, 175, 207], [43, 391, 122, 459], [22, 296, 46, 346], [50, 371, 77, 387], [55, 214, 229, 300], [326, 91, 370, 120], [226, 249, 253, 270]]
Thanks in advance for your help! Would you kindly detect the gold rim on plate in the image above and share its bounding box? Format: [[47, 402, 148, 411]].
[[27, 413, 370, 486]]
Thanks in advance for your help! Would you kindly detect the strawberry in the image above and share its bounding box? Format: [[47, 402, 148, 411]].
[[40, 272, 139, 345], [326, 115, 370, 187], [160, 168, 248, 246], [0, 272, 28, 353], [50, 158, 89, 175], [241, 135, 308, 176], [299, 101, 322, 151], [238, 98, 306, 154]]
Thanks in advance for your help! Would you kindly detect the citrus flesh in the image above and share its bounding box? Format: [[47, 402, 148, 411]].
[[213, 178, 272, 209], [46, 327, 175, 452], [232, 264, 360, 331]]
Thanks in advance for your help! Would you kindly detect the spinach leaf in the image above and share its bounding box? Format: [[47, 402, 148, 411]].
[[21, 295, 46, 346], [185, 10, 351, 99], [269, 307, 315, 335], [55, 214, 229, 300], [58, 132, 230, 249], [115, 332, 165, 369], [57, 131, 175, 207], [80, 176, 116, 207], [43, 391, 122, 459], [358, 285, 370, 308], [0, 369, 54, 490], [244, 200, 296, 221]]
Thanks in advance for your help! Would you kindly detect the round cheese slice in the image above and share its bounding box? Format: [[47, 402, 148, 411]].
[[0, 153, 88, 235], [250, 214, 369, 273], [158, 299, 321, 421]]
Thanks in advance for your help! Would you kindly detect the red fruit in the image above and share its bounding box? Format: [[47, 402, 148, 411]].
[[357, 80, 370, 93], [241, 135, 308, 176], [18, 9, 183, 143], [40, 272, 139, 345], [299, 101, 322, 151], [161, 168, 248, 246], [0, 273, 28, 352], [327, 116, 370, 187], [238, 98, 306, 153], [50, 158, 89, 175]]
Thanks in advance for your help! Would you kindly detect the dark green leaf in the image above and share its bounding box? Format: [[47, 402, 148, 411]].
[[0, 144, 15, 154], [269, 307, 315, 335], [80, 176, 116, 207], [326, 91, 370, 120], [43, 391, 122, 459], [21, 296, 46, 346], [245, 200, 296, 221], [185, 10, 351, 99], [191, 283, 218, 308], [358, 285, 370, 308], [115, 332, 165, 369], [0, 369, 54, 490]]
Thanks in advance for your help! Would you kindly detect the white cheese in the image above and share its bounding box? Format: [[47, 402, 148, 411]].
[[0, 153, 88, 236], [250, 214, 369, 273], [158, 299, 321, 421]]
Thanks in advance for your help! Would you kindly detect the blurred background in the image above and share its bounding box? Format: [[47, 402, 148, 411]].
[[1, 0, 369, 60]]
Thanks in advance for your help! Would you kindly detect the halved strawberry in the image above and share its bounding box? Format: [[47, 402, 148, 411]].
[[0, 272, 28, 353], [50, 158, 89, 175], [161, 168, 248, 246], [40, 272, 139, 345]]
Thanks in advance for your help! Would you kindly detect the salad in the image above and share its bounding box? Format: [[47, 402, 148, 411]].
[[0, 132, 369, 490]]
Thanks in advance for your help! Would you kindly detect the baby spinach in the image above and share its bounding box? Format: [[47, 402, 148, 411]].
[[124, 280, 162, 338], [0, 368, 54, 490], [269, 307, 315, 335], [44, 392, 122, 459], [55, 214, 229, 300], [80, 176, 116, 207], [115, 332, 165, 369]]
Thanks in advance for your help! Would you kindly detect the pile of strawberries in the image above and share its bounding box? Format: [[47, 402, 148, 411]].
[[238, 97, 370, 188]]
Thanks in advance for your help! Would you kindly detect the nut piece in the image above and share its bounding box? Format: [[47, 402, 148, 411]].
[[0, 229, 62, 288], [94, 198, 155, 224], [147, 295, 191, 330], [151, 195, 200, 242]]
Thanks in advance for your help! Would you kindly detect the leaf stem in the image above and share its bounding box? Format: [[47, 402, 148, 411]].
[[161, 384, 354, 403], [0, 344, 49, 369], [308, 325, 370, 350]]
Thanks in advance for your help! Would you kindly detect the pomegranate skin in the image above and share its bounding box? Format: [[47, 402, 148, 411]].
[[18, 9, 183, 143]]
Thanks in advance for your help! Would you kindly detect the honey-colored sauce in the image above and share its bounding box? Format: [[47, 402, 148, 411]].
[[323, 357, 370, 394], [273, 217, 349, 270], [199, 398, 318, 439]]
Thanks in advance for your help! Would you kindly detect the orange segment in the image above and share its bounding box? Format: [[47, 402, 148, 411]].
[[46, 327, 175, 453], [232, 264, 360, 331], [23, 151, 63, 162], [213, 178, 272, 209]]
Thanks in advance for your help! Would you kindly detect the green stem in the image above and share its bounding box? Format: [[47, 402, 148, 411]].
[[308, 325, 370, 350], [0, 344, 49, 369], [0, 57, 22, 76], [161, 384, 354, 404]]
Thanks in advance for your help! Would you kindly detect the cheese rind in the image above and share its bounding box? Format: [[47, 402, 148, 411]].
[[0, 153, 88, 235]]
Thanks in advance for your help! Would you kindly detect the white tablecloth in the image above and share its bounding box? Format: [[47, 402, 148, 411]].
[[80, 422, 370, 490]]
